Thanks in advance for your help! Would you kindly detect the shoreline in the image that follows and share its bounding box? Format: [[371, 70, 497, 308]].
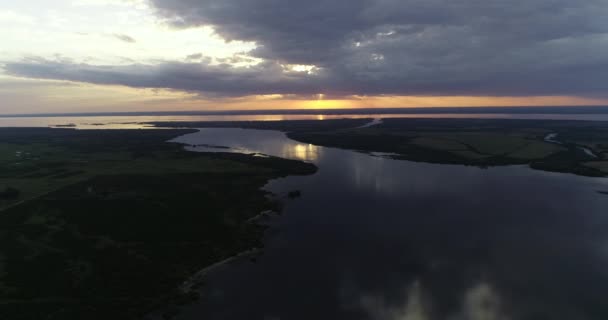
[[179, 249, 261, 294], [178, 208, 281, 294], [0, 127, 317, 319]]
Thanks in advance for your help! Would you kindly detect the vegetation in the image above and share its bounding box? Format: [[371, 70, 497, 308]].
[[151, 118, 371, 132], [0, 128, 316, 319], [0, 187, 20, 200], [2, 119, 607, 318], [155, 118, 608, 177], [285, 118, 608, 176]]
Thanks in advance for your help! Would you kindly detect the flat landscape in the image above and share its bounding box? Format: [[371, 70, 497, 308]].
[[2, 118, 608, 319], [155, 118, 608, 177], [0, 128, 315, 319], [4, 0, 608, 317]]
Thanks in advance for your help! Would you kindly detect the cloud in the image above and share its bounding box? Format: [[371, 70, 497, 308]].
[[4, 0, 608, 98], [0, 10, 35, 25], [2, 58, 324, 97], [112, 33, 136, 43], [185, 53, 203, 60]]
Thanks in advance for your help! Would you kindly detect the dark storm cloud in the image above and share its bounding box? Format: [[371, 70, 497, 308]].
[[150, 0, 608, 63], [5, 0, 608, 97], [3, 58, 325, 97]]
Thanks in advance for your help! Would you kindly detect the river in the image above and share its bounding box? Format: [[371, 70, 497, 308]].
[[4, 112, 608, 128], [545, 133, 600, 159], [168, 128, 608, 320]]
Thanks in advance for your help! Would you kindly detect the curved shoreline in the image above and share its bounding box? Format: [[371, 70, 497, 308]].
[[179, 249, 261, 294]]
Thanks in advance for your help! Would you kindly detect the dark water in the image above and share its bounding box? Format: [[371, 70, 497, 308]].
[[171, 128, 608, 320]]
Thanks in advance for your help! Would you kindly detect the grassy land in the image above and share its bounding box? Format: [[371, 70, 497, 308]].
[[152, 118, 371, 133], [0, 128, 316, 319], [153, 118, 608, 177], [286, 119, 608, 176]]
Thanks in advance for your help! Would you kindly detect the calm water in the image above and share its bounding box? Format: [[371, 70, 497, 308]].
[[3, 113, 608, 128], [169, 128, 608, 320]]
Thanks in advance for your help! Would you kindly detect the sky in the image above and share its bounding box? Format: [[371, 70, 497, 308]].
[[1, 0, 608, 114]]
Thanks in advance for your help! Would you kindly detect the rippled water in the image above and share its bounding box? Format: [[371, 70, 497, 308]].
[[168, 128, 608, 320]]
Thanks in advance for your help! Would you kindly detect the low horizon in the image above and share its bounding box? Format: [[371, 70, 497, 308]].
[[3, 1, 608, 319], [2, 105, 608, 118], [2, 0, 608, 114]]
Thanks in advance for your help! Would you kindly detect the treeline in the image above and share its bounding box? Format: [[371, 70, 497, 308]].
[[0, 187, 20, 200]]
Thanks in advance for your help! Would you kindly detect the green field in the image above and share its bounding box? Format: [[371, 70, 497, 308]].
[[288, 119, 608, 176], [4, 120, 607, 318], [0, 128, 316, 319], [410, 133, 565, 160], [157, 118, 608, 177]]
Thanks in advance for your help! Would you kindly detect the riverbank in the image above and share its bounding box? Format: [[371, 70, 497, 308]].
[[0, 128, 316, 319], [150, 118, 608, 177], [146, 123, 608, 320]]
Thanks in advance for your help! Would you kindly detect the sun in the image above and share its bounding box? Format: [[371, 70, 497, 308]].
[[295, 94, 354, 109]]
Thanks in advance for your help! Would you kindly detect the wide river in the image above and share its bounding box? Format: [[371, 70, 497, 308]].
[[3, 112, 608, 128], [170, 128, 608, 320]]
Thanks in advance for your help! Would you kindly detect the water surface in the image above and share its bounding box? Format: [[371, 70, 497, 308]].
[[4, 113, 608, 128], [169, 128, 608, 320]]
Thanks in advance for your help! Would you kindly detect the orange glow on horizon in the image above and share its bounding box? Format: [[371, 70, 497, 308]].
[[192, 95, 608, 112], [3, 76, 608, 114]]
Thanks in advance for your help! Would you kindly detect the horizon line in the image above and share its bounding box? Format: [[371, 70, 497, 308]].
[[3, 105, 608, 117]]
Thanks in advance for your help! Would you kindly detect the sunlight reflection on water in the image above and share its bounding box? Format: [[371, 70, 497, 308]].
[[164, 127, 608, 320], [171, 128, 322, 162]]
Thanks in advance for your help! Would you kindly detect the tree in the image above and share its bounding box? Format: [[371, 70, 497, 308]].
[[0, 187, 20, 200]]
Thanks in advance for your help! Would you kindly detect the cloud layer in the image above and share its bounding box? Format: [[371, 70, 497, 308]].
[[4, 0, 608, 98]]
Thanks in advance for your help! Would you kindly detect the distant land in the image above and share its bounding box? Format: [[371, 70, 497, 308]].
[[3, 106, 608, 117]]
